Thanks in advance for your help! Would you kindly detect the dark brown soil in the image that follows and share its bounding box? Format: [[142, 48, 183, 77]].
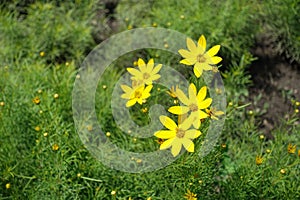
[[249, 34, 300, 138]]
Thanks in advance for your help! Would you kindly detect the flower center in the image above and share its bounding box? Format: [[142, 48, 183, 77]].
[[143, 73, 150, 79], [189, 103, 198, 112], [176, 128, 185, 138], [134, 91, 142, 98], [197, 54, 206, 63]]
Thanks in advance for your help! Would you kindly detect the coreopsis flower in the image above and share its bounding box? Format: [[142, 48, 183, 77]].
[[127, 58, 162, 85], [184, 189, 197, 200], [154, 115, 201, 157], [52, 144, 59, 151], [256, 155, 263, 165], [168, 83, 212, 129], [121, 84, 153, 107], [178, 35, 222, 78], [167, 85, 179, 98], [32, 97, 41, 105], [287, 143, 296, 154], [205, 107, 224, 120]]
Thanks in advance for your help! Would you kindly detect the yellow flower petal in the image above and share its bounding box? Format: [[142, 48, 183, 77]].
[[151, 64, 162, 75], [168, 106, 190, 115], [193, 63, 203, 78], [185, 130, 201, 139], [171, 138, 182, 156], [210, 56, 222, 64], [154, 130, 176, 139], [160, 138, 175, 150], [202, 63, 213, 70], [127, 68, 142, 77], [197, 35, 206, 51], [138, 58, 146, 67], [197, 86, 207, 102], [186, 37, 197, 53], [178, 116, 193, 130], [180, 58, 193, 65], [159, 115, 177, 130], [182, 138, 194, 152], [175, 88, 190, 105], [178, 49, 194, 59], [198, 110, 209, 119], [198, 98, 212, 109], [126, 99, 136, 107], [188, 83, 197, 99], [207, 45, 220, 57]]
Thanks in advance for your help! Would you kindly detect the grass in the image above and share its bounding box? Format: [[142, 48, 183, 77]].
[[0, 0, 299, 199]]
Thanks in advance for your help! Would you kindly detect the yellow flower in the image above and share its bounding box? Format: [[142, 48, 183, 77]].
[[184, 189, 197, 200], [6, 183, 10, 189], [154, 115, 201, 157], [54, 93, 59, 99], [205, 107, 224, 120], [280, 169, 286, 174], [287, 143, 296, 154], [127, 58, 162, 85], [39, 51, 45, 57], [121, 84, 153, 107], [106, 132, 111, 137], [35, 126, 41, 131], [111, 190, 116, 195], [0, 101, 5, 106], [52, 144, 59, 151], [167, 85, 179, 98], [178, 35, 222, 78], [32, 96, 41, 105], [168, 83, 212, 129], [256, 155, 263, 165]]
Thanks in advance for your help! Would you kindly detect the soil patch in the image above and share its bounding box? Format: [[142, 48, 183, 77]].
[[249, 34, 300, 138]]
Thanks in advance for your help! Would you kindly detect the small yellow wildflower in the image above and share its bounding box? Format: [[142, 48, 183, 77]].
[[77, 173, 81, 177], [39, 51, 45, 57], [111, 190, 116, 195], [141, 107, 148, 113], [228, 102, 233, 106], [152, 22, 157, 27], [52, 144, 59, 151], [164, 43, 169, 48], [127, 58, 162, 85], [256, 155, 263, 165], [248, 110, 253, 115], [178, 35, 222, 78], [295, 109, 299, 113], [167, 85, 179, 98], [180, 15, 185, 19], [5, 183, 10, 189], [102, 85, 107, 89], [32, 97, 41, 105], [133, 138, 137, 142], [184, 189, 197, 200], [154, 115, 201, 157], [35, 126, 41, 131], [259, 135, 265, 140], [205, 107, 225, 120], [287, 143, 296, 154], [221, 144, 226, 149], [43, 132, 48, 137], [39, 110, 43, 114], [121, 84, 153, 107], [0, 101, 5, 106], [65, 62, 70, 66], [106, 132, 111, 137], [86, 125, 93, 131], [54, 93, 59, 99], [168, 83, 212, 129], [38, 89, 43, 94], [295, 101, 300, 106], [133, 61, 138, 66], [266, 149, 271, 154], [280, 169, 286, 174]]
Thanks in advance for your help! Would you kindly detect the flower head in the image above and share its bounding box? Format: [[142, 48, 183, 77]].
[[154, 115, 201, 157], [32, 96, 41, 105], [205, 107, 224, 120], [184, 189, 197, 200], [287, 143, 296, 154], [127, 58, 162, 85], [256, 155, 263, 165], [168, 83, 212, 128], [52, 144, 59, 151], [121, 84, 153, 107], [167, 85, 179, 98], [179, 35, 222, 78]]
